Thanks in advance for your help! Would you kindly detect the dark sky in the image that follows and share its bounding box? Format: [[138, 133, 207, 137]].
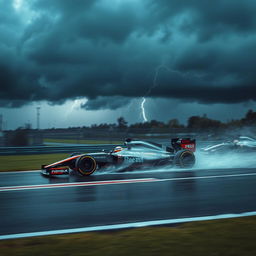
[[1, 0, 256, 129]]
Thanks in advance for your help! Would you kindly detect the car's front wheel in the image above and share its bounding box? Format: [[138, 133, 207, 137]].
[[75, 155, 97, 176]]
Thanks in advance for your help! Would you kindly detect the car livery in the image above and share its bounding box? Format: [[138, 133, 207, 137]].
[[41, 138, 196, 177]]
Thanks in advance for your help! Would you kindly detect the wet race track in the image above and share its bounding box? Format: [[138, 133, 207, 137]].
[[1, 162, 256, 239]]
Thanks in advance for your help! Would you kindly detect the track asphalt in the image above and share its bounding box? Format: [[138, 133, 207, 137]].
[[1, 167, 256, 238]]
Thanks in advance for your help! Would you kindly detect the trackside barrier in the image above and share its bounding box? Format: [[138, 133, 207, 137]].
[[0, 145, 120, 156]]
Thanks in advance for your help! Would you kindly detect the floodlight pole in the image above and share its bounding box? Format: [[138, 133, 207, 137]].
[[37, 107, 40, 130]]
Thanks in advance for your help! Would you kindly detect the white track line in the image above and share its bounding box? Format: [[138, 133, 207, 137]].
[[0, 170, 40, 174], [1, 172, 256, 192], [0, 178, 158, 192], [1, 211, 256, 240]]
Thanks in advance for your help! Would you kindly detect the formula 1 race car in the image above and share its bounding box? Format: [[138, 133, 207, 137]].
[[201, 136, 256, 154], [41, 138, 196, 177]]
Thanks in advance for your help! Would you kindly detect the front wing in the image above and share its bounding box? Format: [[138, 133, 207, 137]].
[[41, 155, 82, 176]]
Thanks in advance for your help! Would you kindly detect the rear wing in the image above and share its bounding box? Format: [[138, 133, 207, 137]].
[[171, 138, 196, 152]]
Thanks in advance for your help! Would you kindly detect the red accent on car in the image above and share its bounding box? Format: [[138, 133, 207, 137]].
[[180, 139, 196, 152], [50, 167, 69, 170], [50, 170, 68, 175]]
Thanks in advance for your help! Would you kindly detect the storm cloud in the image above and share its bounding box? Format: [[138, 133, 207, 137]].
[[1, 0, 256, 109]]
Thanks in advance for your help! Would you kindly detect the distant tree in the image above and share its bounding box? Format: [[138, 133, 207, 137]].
[[187, 116, 223, 129], [98, 123, 111, 129], [167, 119, 183, 128], [187, 116, 200, 128], [246, 109, 254, 119], [117, 117, 128, 128], [226, 119, 242, 127], [149, 120, 164, 128], [242, 109, 256, 125]]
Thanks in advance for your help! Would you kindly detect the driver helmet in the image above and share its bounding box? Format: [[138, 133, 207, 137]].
[[114, 146, 123, 153]]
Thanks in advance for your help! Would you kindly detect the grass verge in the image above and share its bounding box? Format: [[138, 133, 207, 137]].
[[0, 153, 69, 172], [44, 138, 122, 144], [1, 216, 256, 255]]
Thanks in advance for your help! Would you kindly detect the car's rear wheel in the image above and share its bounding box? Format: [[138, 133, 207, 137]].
[[174, 150, 195, 168], [75, 155, 97, 176]]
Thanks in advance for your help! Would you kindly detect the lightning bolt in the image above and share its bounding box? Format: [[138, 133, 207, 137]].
[[141, 97, 147, 122], [140, 64, 171, 122], [140, 63, 200, 122]]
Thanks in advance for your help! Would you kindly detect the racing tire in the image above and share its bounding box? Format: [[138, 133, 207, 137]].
[[75, 155, 97, 176], [174, 150, 195, 168]]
